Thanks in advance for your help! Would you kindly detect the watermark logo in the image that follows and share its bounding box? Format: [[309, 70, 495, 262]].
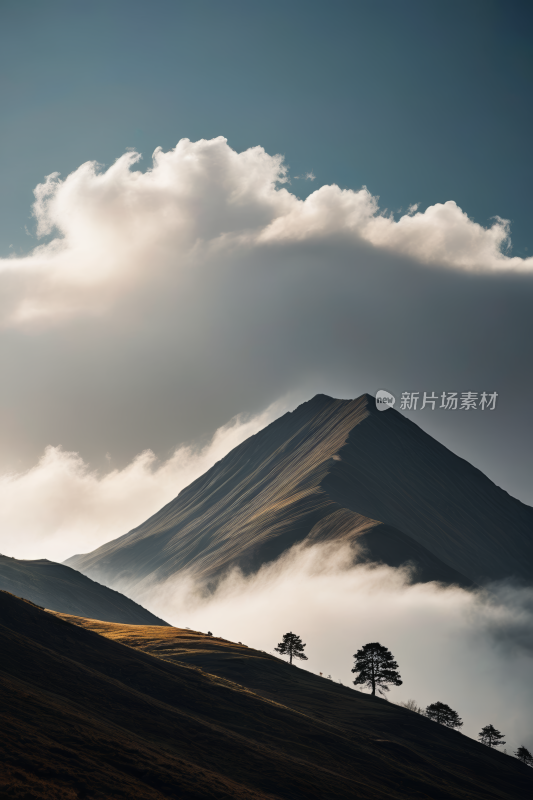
[[399, 391, 498, 411], [376, 390, 396, 411]]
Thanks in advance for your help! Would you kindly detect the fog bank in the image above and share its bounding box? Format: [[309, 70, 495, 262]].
[[127, 541, 533, 754]]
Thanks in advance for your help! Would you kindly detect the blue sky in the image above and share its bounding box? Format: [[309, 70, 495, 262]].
[[2, 0, 532, 257]]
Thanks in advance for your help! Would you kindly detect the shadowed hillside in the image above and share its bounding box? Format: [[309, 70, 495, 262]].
[[66, 394, 533, 589], [3, 597, 527, 800], [0, 555, 168, 625]]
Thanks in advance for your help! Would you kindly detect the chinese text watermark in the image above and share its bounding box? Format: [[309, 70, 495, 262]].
[[375, 391, 498, 412], [400, 391, 498, 410]]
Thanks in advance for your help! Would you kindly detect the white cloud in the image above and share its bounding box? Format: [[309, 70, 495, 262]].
[[0, 135, 532, 550], [127, 541, 533, 754], [1, 137, 531, 326], [0, 400, 286, 563]]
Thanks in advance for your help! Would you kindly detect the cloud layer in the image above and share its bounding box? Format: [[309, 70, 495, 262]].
[[2, 136, 532, 326], [127, 541, 533, 755], [0, 136, 532, 521]]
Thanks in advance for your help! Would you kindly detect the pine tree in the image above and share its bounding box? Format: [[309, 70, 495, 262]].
[[515, 746, 533, 766], [351, 642, 402, 696], [425, 702, 463, 729], [274, 632, 308, 665], [478, 724, 506, 748]]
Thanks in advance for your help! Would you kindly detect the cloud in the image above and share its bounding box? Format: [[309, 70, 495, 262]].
[[0, 136, 532, 509], [124, 540, 533, 754], [1, 136, 531, 326], [0, 401, 286, 563]]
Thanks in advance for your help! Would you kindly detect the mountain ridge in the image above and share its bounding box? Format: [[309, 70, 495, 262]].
[[0, 554, 169, 624], [65, 393, 533, 589]]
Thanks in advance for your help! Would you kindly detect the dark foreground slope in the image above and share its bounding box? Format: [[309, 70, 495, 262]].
[[66, 394, 533, 588], [0, 555, 168, 625], [4, 597, 528, 800]]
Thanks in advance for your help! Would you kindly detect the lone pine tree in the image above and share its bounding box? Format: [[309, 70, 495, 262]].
[[351, 642, 402, 696], [478, 725, 506, 748], [275, 632, 308, 665], [425, 702, 463, 729]]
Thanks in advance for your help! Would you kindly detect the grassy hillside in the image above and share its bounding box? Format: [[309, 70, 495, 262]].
[[2, 591, 530, 799]]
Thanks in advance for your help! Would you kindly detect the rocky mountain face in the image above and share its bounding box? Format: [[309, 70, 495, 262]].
[[65, 394, 533, 589]]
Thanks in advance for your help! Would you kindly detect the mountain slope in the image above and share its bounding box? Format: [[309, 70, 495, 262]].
[[66, 394, 533, 588], [0, 554, 168, 625], [2, 592, 531, 800]]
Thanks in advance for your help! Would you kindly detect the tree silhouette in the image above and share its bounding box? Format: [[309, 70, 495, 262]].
[[351, 642, 402, 696], [425, 702, 463, 729], [275, 632, 308, 665], [515, 746, 533, 766], [478, 724, 506, 748]]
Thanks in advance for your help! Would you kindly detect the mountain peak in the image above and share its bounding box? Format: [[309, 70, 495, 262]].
[[66, 394, 533, 588]]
